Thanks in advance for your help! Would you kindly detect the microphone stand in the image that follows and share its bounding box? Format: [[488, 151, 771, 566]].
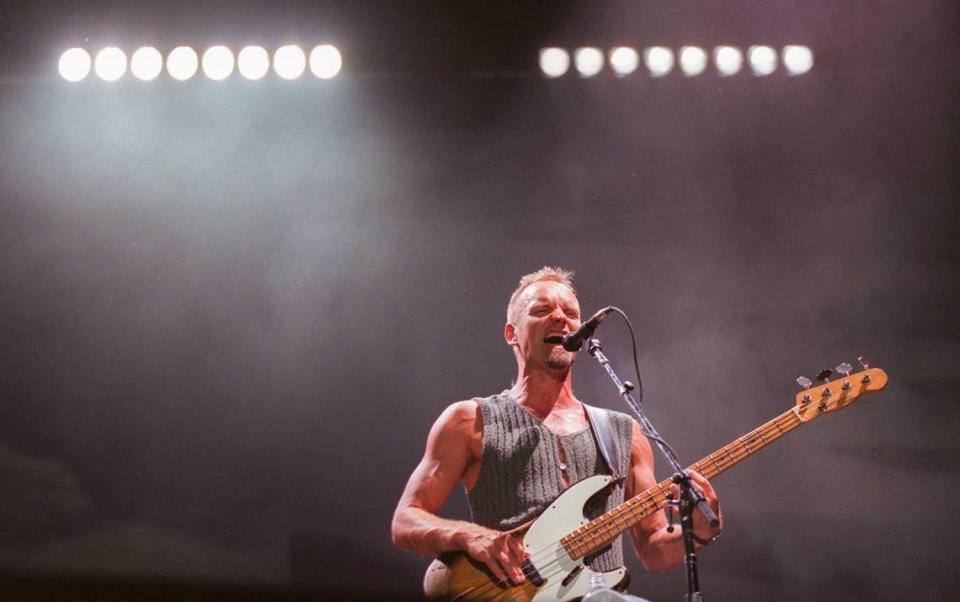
[[586, 338, 718, 602]]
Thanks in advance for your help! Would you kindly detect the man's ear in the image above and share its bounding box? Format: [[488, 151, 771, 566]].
[[504, 322, 518, 346]]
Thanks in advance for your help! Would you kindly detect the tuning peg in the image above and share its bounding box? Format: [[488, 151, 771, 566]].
[[816, 369, 833, 382], [796, 376, 813, 389], [835, 362, 852, 377], [858, 356, 873, 384]]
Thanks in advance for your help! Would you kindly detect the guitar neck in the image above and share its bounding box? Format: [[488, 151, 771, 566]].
[[562, 407, 805, 559]]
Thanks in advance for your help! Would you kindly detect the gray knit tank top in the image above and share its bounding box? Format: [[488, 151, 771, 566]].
[[466, 390, 634, 571]]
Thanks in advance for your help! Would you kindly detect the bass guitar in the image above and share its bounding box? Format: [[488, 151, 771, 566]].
[[423, 364, 888, 601]]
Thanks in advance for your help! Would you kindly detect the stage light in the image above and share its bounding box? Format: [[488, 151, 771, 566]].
[[748, 45, 777, 76], [608, 46, 639, 77], [274, 45, 306, 80], [574, 47, 604, 78], [167, 46, 199, 81], [202, 45, 235, 80], [58, 48, 91, 82], [309, 44, 342, 79], [714, 46, 743, 76], [237, 46, 269, 80], [539, 47, 570, 78], [679, 46, 708, 76], [94, 47, 127, 81], [644, 46, 674, 77], [783, 45, 814, 75], [130, 46, 163, 81]]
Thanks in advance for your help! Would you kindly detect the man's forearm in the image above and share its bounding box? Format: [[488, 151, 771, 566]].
[[393, 506, 528, 585], [391, 506, 475, 557], [637, 526, 700, 572]]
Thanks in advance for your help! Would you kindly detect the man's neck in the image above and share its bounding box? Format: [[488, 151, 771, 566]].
[[509, 368, 579, 419]]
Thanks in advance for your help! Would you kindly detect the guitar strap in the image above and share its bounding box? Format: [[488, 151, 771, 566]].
[[584, 404, 622, 479]]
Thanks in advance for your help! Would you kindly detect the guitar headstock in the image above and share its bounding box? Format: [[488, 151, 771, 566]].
[[794, 362, 888, 422]]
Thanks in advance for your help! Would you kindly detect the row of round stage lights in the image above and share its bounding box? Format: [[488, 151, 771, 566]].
[[58, 45, 343, 82], [539, 45, 814, 77]]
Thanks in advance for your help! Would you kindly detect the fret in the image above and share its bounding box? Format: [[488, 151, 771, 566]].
[[711, 455, 722, 476]]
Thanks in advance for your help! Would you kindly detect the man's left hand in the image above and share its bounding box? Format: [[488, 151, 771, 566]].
[[669, 469, 722, 543]]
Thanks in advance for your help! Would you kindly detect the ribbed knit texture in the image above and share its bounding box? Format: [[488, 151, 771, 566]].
[[466, 390, 634, 572]]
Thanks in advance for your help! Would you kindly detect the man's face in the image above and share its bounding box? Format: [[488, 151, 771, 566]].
[[507, 280, 582, 372]]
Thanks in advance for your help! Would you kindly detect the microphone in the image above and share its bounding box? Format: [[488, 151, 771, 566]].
[[559, 306, 614, 351]]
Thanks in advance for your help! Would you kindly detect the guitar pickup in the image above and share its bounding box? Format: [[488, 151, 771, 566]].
[[560, 564, 582, 587], [523, 558, 545, 586]]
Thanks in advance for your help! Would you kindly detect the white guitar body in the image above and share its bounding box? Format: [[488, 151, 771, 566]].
[[523, 474, 627, 602]]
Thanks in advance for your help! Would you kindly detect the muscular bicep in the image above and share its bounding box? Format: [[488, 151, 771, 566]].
[[396, 401, 479, 514]]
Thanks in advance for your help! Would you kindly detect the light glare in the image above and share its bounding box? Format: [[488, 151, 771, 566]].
[[274, 45, 306, 80], [58, 48, 91, 82], [309, 45, 342, 79], [574, 47, 604, 78], [608, 47, 639, 76], [94, 47, 127, 81], [714, 46, 743, 76], [539, 47, 570, 78], [644, 46, 674, 77], [130, 47, 163, 81], [783, 45, 814, 75], [167, 46, 199, 81], [237, 46, 270, 80], [202, 45, 235, 80], [748, 45, 778, 76], [679, 46, 708, 76]]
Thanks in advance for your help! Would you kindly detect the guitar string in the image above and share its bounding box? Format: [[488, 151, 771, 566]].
[[451, 481, 675, 602], [452, 413, 801, 601], [458, 483, 724, 598], [457, 413, 800, 600], [458, 311, 849, 599], [455, 420, 795, 600], [456, 375, 874, 599]]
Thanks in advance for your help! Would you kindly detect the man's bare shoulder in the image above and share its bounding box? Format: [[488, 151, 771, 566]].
[[445, 399, 479, 417], [434, 399, 482, 435], [427, 400, 484, 466], [626, 417, 655, 467]]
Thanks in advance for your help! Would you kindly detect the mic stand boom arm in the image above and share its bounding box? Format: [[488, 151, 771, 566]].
[[585, 338, 718, 602]]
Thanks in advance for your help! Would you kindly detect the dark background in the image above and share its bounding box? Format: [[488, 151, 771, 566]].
[[0, 1, 958, 600]]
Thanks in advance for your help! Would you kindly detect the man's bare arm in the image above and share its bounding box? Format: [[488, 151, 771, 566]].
[[391, 401, 526, 584], [625, 421, 723, 572], [391, 401, 477, 554]]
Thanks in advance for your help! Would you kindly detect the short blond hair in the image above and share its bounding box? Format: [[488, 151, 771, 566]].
[[507, 266, 576, 325]]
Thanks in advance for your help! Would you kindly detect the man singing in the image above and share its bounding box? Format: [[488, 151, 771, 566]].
[[391, 267, 722, 596]]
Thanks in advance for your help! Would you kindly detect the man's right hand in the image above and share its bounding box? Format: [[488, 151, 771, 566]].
[[457, 524, 527, 586]]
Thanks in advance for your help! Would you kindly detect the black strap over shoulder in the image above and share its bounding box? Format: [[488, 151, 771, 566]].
[[584, 404, 622, 480]]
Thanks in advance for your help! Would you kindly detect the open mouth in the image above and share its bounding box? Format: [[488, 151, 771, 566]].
[[543, 334, 564, 344]]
